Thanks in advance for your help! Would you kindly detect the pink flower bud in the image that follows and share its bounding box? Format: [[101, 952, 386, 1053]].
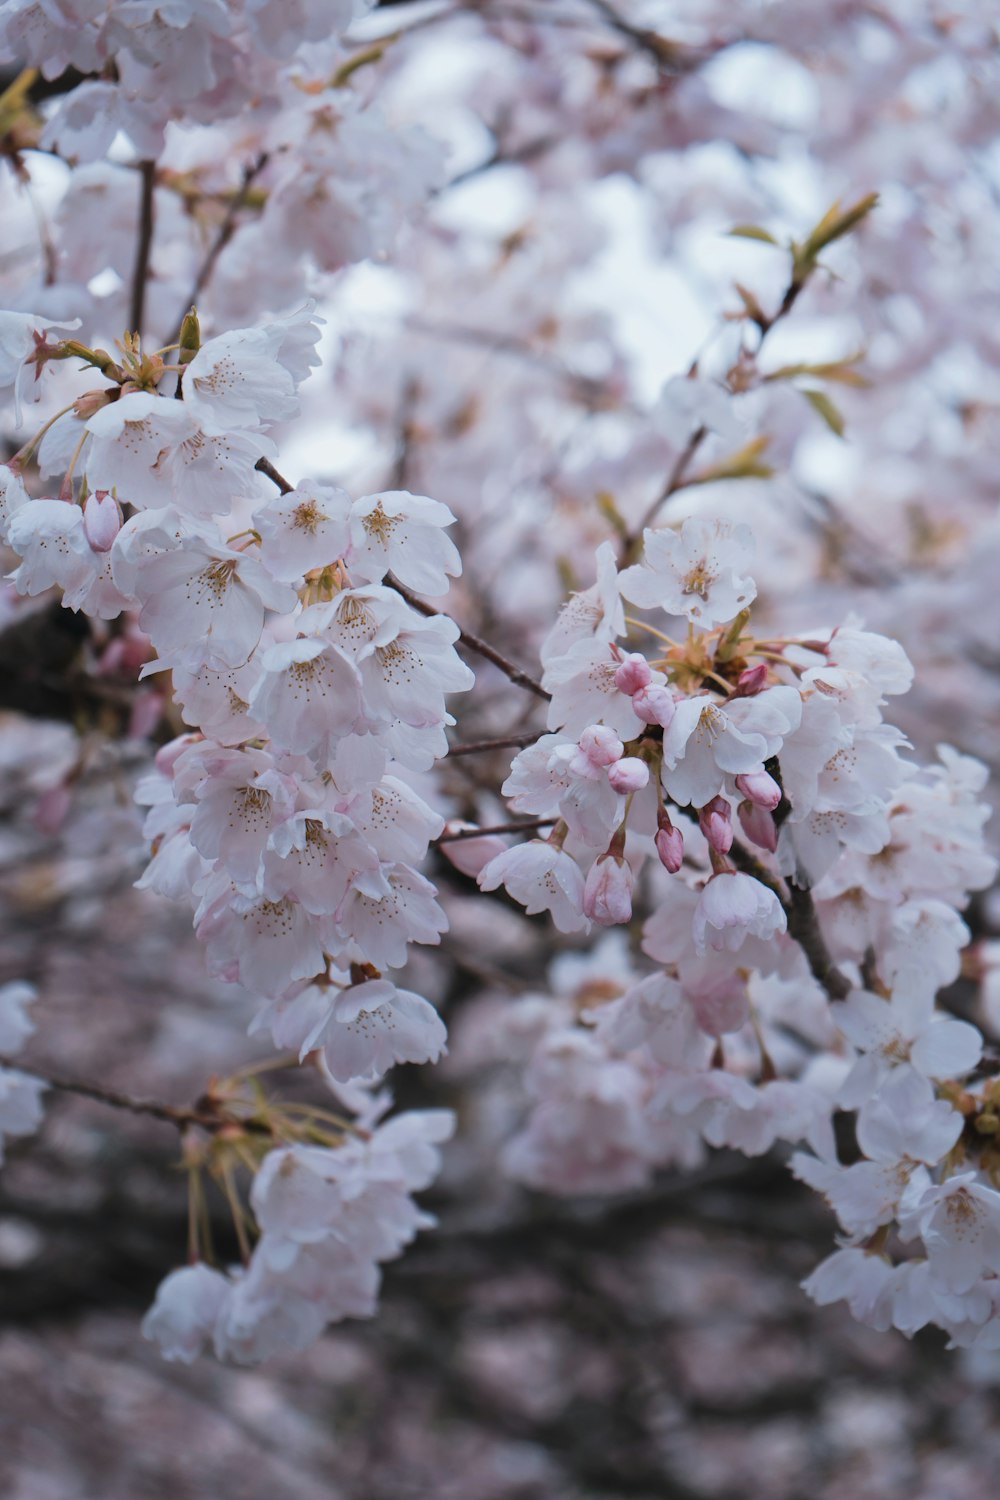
[[698, 795, 733, 853], [735, 768, 781, 810], [655, 811, 684, 873], [614, 652, 652, 694], [578, 724, 624, 769], [738, 799, 777, 853], [440, 823, 511, 878], [733, 663, 768, 697], [82, 490, 122, 553], [607, 756, 649, 794], [582, 852, 634, 926], [632, 684, 676, 728]]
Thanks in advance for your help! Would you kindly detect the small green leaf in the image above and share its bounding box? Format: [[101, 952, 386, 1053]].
[[797, 192, 879, 269], [802, 388, 846, 437], [764, 352, 869, 388], [596, 489, 628, 538], [733, 282, 766, 324], [690, 435, 774, 484], [727, 225, 779, 245]]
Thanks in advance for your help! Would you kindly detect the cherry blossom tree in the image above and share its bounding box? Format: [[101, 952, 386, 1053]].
[[1, 0, 999, 1414]]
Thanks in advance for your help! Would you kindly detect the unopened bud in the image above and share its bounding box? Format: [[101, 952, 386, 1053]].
[[735, 768, 781, 810], [632, 683, 676, 728], [578, 724, 624, 769], [72, 387, 115, 420], [699, 795, 733, 853], [582, 851, 634, 926], [614, 652, 652, 695], [733, 662, 768, 696], [655, 810, 684, 873], [607, 756, 650, 794], [82, 490, 122, 553], [178, 307, 201, 363], [738, 799, 777, 852]]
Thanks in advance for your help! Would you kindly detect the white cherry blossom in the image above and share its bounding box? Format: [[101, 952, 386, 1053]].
[[478, 840, 589, 935], [346, 490, 461, 596], [619, 517, 756, 627]]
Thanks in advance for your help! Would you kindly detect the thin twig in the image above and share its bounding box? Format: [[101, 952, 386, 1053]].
[[0, 1055, 213, 1130], [168, 152, 269, 345], [436, 817, 555, 843], [253, 457, 552, 701], [586, 0, 713, 73], [254, 455, 293, 493], [447, 732, 540, 756], [388, 575, 552, 701], [624, 423, 707, 556], [445, 133, 558, 191], [783, 882, 851, 1000], [129, 160, 157, 340], [727, 840, 850, 1001]]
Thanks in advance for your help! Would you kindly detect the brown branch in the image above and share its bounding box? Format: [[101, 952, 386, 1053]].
[[0, 1055, 213, 1130], [586, 0, 715, 73], [129, 160, 157, 340], [168, 152, 269, 345], [447, 732, 540, 756], [402, 315, 615, 408], [254, 455, 293, 493], [783, 881, 851, 1000], [436, 817, 554, 843], [727, 840, 850, 1001], [388, 575, 551, 701], [253, 455, 553, 701], [624, 423, 707, 558], [445, 133, 558, 191]]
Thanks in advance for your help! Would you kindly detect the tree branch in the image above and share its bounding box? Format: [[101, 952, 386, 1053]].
[[167, 152, 269, 346], [129, 160, 157, 340], [727, 840, 850, 1001], [0, 1055, 214, 1130], [387, 575, 552, 701], [436, 817, 554, 843], [624, 423, 707, 558], [253, 457, 553, 702], [447, 732, 540, 756]]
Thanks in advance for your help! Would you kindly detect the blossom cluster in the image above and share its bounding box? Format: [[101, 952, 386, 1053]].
[[3, 0, 1000, 1379], [143, 1107, 452, 1365], [1, 303, 470, 1358], [467, 517, 1000, 1346]]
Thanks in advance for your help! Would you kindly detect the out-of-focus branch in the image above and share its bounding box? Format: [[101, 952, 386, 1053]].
[[623, 423, 707, 558], [447, 731, 539, 756], [129, 160, 157, 340], [167, 152, 269, 345]]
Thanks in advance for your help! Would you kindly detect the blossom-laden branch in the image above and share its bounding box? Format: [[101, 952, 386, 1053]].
[[253, 456, 552, 701]]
